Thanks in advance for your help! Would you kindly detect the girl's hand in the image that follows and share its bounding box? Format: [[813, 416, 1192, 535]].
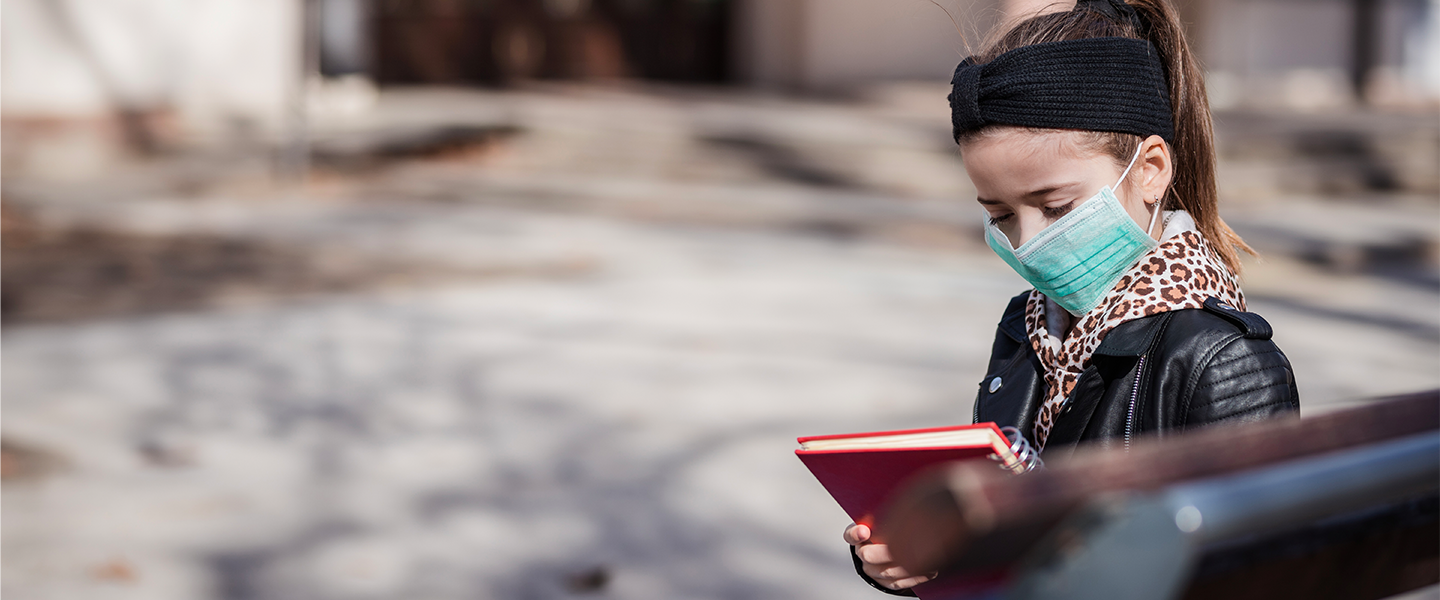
[[844, 523, 936, 591]]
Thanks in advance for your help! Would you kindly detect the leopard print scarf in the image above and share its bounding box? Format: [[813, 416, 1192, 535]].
[[1026, 211, 1245, 449]]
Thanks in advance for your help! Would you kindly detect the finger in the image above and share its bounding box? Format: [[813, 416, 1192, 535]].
[[876, 564, 916, 581], [862, 561, 896, 581], [843, 523, 871, 545], [856, 543, 893, 565], [887, 574, 935, 590]]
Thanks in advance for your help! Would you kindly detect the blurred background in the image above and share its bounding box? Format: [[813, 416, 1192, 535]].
[[2, 1, 1438, 599]]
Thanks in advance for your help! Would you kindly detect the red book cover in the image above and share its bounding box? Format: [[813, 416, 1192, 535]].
[[796, 422, 1015, 599], [795, 422, 1012, 525]]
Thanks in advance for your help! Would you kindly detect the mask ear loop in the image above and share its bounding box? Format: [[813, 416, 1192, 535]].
[[1115, 143, 1143, 187], [1115, 144, 1160, 238]]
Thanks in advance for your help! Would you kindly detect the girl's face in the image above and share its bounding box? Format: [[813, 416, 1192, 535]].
[[961, 129, 1173, 248]]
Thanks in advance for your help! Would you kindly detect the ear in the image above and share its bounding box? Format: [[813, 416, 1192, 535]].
[[1138, 135, 1173, 205]]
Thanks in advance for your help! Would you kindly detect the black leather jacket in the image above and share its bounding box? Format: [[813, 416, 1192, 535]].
[[974, 291, 1300, 458], [854, 291, 1300, 596]]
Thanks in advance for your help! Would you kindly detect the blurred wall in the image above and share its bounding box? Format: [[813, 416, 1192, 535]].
[[732, 0, 1438, 107], [3, 0, 1434, 171], [1201, 0, 1439, 109], [1, 0, 299, 150], [733, 0, 1003, 91]]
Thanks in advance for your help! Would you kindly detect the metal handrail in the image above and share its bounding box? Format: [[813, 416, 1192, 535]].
[[1162, 431, 1440, 545], [1007, 432, 1440, 600]]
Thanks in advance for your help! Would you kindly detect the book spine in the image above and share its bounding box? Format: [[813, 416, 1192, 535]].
[[995, 426, 1043, 473]]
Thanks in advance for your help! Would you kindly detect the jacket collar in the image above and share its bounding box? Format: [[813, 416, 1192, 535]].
[[998, 292, 1030, 343], [997, 291, 1168, 357], [1093, 311, 1171, 357]]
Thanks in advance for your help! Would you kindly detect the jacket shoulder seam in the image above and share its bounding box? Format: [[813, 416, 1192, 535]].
[[1200, 396, 1296, 425], [1202, 347, 1283, 373], [1177, 330, 1246, 429], [1193, 363, 1290, 392], [1202, 379, 1294, 407]]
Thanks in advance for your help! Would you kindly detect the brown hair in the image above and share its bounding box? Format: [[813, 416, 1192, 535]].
[[958, 0, 1254, 274]]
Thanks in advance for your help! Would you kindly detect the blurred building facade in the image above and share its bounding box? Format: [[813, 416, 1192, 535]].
[[3, 0, 1437, 167], [1198, 0, 1440, 109]]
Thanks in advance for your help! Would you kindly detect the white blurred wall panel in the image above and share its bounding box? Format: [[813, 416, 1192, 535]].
[[1, 0, 300, 136]]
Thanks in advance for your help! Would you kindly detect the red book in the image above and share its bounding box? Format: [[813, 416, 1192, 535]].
[[796, 422, 1023, 599]]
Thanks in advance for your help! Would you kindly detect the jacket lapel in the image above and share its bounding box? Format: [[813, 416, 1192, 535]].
[[998, 292, 1030, 343], [1093, 310, 1169, 357], [1043, 312, 1172, 454]]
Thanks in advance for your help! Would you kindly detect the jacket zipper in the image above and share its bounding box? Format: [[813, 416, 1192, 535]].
[[1124, 356, 1145, 452]]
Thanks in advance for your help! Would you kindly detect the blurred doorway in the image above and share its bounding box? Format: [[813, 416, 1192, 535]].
[[366, 0, 732, 85]]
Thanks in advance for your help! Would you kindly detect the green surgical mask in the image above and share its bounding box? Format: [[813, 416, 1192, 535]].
[[985, 146, 1160, 316]]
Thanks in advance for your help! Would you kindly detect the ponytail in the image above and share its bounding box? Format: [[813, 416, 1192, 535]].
[[963, 0, 1254, 274], [1127, 0, 1254, 274]]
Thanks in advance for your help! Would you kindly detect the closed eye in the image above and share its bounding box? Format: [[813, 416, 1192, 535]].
[[987, 213, 1013, 226], [1042, 201, 1076, 219]]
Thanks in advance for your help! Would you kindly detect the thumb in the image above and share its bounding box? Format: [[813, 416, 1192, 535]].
[[843, 523, 872, 545]]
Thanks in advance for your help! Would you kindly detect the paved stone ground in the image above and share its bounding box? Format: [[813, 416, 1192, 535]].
[[4, 84, 1437, 600]]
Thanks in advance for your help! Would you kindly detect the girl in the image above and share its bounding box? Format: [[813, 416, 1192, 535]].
[[845, 0, 1300, 593]]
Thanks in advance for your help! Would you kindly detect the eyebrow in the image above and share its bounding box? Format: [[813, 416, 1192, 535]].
[[976, 182, 1084, 205]]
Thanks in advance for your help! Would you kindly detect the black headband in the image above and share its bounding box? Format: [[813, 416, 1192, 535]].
[[948, 37, 1174, 144]]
